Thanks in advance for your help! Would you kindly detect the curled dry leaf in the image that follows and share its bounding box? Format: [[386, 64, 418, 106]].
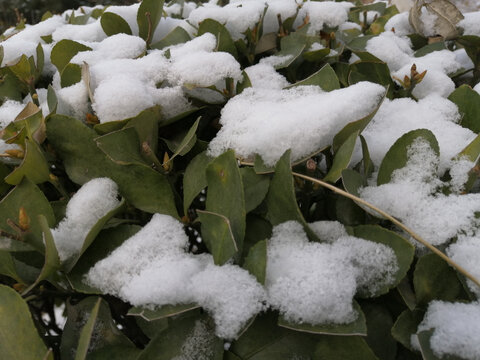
[[409, 0, 464, 40]]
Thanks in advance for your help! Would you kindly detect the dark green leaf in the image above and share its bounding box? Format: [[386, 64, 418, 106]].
[[414, 42, 446, 57], [47, 115, 178, 216], [236, 70, 252, 94], [0, 251, 22, 282], [417, 330, 441, 360], [302, 47, 331, 62], [87, 345, 141, 360], [60, 63, 82, 87], [278, 301, 367, 335], [314, 335, 379, 360], [324, 131, 358, 183], [240, 167, 270, 213], [51, 39, 91, 72], [164, 117, 200, 161], [243, 239, 267, 284], [74, 298, 102, 360], [274, 28, 308, 69], [197, 210, 238, 265], [347, 35, 376, 52], [413, 253, 463, 307], [151, 26, 191, 49], [363, 303, 396, 360], [349, 61, 394, 89], [5, 139, 50, 185], [352, 225, 415, 297], [95, 127, 149, 166], [206, 150, 246, 253], [101, 12, 133, 36], [0, 285, 50, 359], [137, 0, 165, 42], [448, 84, 480, 133], [286, 63, 340, 91], [183, 151, 213, 214], [377, 129, 439, 185], [392, 309, 424, 351], [128, 303, 199, 321], [198, 19, 238, 57], [47, 85, 57, 114]]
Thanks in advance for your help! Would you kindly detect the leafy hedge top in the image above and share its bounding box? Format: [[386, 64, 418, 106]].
[[1, 0, 480, 359]]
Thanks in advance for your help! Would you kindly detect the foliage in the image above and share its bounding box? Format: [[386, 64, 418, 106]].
[[0, 0, 480, 359]]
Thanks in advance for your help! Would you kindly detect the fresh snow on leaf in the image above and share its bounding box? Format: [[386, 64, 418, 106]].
[[208, 82, 385, 166], [51, 177, 120, 262]]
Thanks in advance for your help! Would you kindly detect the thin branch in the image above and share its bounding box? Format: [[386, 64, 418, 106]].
[[292, 171, 480, 290]]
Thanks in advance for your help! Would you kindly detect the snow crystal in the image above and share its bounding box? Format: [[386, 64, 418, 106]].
[[52, 178, 120, 262], [0, 101, 25, 129], [208, 81, 385, 165], [296, 1, 352, 34], [86, 214, 265, 339], [52, 21, 106, 43], [459, 11, 480, 36], [172, 320, 218, 360], [416, 301, 480, 359], [266, 221, 397, 324], [448, 156, 475, 193], [360, 139, 480, 246], [365, 32, 414, 72], [191, 264, 266, 339], [447, 236, 480, 296], [308, 220, 348, 243], [361, 95, 476, 172], [244, 63, 289, 89]]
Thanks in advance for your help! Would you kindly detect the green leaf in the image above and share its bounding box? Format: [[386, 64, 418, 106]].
[[278, 301, 367, 336], [74, 298, 102, 360], [254, 32, 277, 55], [413, 253, 464, 307], [61, 297, 135, 360], [198, 19, 238, 57], [342, 169, 366, 197], [0, 178, 55, 251], [205, 150, 246, 253], [9, 55, 33, 84], [47, 85, 57, 114], [302, 48, 331, 62], [68, 225, 141, 293], [363, 303, 396, 360], [274, 28, 308, 69], [265, 150, 319, 242], [243, 239, 267, 284], [314, 335, 379, 360], [47, 115, 178, 216], [64, 198, 126, 272], [352, 225, 415, 297], [458, 133, 480, 162], [4, 139, 50, 185], [164, 117, 200, 162], [236, 71, 252, 94], [377, 129, 439, 185], [60, 63, 82, 87], [0, 251, 23, 283], [286, 63, 340, 91], [87, 345, 141, 360], [397, 276, 417, 311], [0, 69, 24, 101], [183, 151, 213, 214], [349, 61, 394, 90], [21, 215, 60, 294], [332, 90, 386, 153], [35, 43, 44, 76], [417, 330, 443, 360], [448, 84, 480, 133], [243, 214, 272, 259], [324, 131, 358, 183], [128, 303, 199, 321], [137, 0, 165, 43], [137, 314, 223, 360], [0, 285, 50, 359], [51, 39, 91, 72], [197, 210, 238, 265], [150, 26, 191, 49], [240, 167, 270, 213], [392, 309, 425, 351], [95, 127, 149, 166], [100, 12, 133, 36], [360, 135, 374, 178], [347, 35, 376, 52], [414, 42, 446, 57]]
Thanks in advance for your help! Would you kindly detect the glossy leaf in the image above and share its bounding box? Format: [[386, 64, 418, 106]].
[[198, 19, 238, 57], [50, 39, 91, 72], [240, 167, 270, 213], [286, 63, 340, 91], [46, 115, 178, 216], [205, 150, 246, 252], [0, 285, 49, 359], [352, 225, 415, 297], [151, 26, 191, 50], [100, 12, 133, 36], [324, 131, 358, 183], [197, 210, 238, 265], [377, 129, 439, 185], [413, 253, 464, 307], [243, 239, 267, 284], [137, 0, 165, 43], [448, 84, 480, 133]]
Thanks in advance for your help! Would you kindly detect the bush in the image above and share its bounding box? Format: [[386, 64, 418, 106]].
[[1, 0, 480, 359]]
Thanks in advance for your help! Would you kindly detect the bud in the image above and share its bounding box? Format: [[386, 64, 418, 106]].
[[4, 149, 24, 158], [18, 207, 30, 231]]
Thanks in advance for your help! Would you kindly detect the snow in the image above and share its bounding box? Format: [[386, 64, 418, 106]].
[[447, 236, 480, 296], [384, 12, 414, 36], [296, 1, 352, 34], [0, 100, 25, 129], [172, 320, 218, 360], [244, 63, 290, 89], [208, 81, 386, 166], [85, 214, 265, 339], [359, 138, 480, 247], [458, 11, 480, 36], [416, 301, 480, 359], [51, 178, 120, 262], [266, 221, 397, 325]]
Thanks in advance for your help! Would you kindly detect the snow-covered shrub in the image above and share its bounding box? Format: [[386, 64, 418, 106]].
[[1, 0, 480, 358]]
